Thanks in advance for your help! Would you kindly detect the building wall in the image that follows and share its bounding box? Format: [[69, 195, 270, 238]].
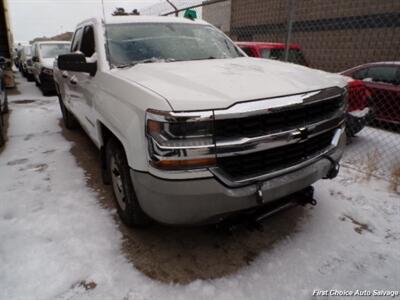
[[0, 0, 12, 58], [202, 0, 231, 33], [230, 0, 400, 72]]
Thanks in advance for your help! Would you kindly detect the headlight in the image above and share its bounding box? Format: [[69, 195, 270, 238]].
[[41, 67, 53, 75], [146, 109, 216, 170]]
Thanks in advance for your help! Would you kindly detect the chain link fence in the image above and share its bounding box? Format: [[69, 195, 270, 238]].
[[141, 0, 203, 17], [143, 0, 400, 189]]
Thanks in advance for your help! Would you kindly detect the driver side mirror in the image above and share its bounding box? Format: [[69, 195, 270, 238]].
[[32, 56, 39, 63], [58, 53, 97, 76], [362, 77, 373, 83]]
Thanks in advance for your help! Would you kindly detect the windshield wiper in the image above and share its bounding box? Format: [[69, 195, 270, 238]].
[[116, 57, 176, 69]]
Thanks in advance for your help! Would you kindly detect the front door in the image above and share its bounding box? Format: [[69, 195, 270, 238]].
[[73, 25, 98, 140]]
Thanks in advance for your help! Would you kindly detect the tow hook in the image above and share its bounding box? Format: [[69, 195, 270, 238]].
[[298, 186, 317, 206], [323, 155, 340, 179]]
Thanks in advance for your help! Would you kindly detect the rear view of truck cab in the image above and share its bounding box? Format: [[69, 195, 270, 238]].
[[54, 16, 348, 226]]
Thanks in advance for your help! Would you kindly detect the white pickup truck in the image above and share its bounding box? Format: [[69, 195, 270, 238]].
[[54, 16, 348, 226]]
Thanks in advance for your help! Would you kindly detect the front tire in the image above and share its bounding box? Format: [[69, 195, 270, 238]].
[[27, 74, 34, 82], [41, 88, 49, 96], [106, 138, 151, 227], [58, 94, 78, 130]]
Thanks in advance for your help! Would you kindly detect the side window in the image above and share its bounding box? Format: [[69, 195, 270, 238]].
[[71, 28, 83, 52], [269, 49, 283, 60], [32, 44, 37, 57], [352, 68, 369, 80], [396, 68, 400, 85], [80, 26, 95, 57], [367, 66, 398, 85]]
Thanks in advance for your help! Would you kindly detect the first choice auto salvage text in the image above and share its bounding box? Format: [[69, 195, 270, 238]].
[[313, 289, 400, 297]]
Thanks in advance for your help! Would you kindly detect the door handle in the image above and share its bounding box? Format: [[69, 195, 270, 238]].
[[70, 76, 78, 85], [61, 71, 68, 78]]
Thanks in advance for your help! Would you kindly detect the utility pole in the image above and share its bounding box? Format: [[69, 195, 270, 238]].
[[284, 0, 296, 62], [166, 0, 178, 16]]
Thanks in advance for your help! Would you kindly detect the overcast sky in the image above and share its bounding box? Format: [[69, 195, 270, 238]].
[[8, 0, 164, 42]]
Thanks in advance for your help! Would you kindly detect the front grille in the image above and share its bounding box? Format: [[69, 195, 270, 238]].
[[217, 129, 335, 180], [215, 95, 343, 138]]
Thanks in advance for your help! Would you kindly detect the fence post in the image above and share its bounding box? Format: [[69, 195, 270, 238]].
[[284, 0, 296, 62]]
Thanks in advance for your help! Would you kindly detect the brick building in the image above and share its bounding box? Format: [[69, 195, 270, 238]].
[[229, 0, 400, 72], [202, 0, 231, 34]]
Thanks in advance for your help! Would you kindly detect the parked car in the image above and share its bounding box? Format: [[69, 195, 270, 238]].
[[32, 41, 70, 95], [0, 57, 8, 147], [236, 41, 308, 66], [14, 46, 24, 71], [341, 62, 400, 126], [54, 16, 347, 226], [20, 45, 35, 81]]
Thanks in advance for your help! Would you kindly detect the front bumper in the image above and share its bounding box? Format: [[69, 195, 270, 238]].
[[131, 131, 346, 225], [39, 72, 56, 92]]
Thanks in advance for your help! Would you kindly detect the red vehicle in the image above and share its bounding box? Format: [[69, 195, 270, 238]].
[[236, 41, 308, 66], [341, 62, 400, 126], [237, 41, 372, 136]]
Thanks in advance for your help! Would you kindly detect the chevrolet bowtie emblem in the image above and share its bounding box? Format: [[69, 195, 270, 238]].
[[293, 127, 309, 141]]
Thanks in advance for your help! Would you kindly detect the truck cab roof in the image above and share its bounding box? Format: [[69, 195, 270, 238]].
[[77, 16, 210, 27]]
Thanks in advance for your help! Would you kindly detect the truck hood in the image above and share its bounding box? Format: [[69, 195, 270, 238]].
[[42, 58, 55, 69], [114, 57, 347, 111]]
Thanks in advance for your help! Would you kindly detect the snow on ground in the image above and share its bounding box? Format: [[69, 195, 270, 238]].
[[1, 75, 399, 300]]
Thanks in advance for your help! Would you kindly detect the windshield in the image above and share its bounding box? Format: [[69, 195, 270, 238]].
[[260, 48, 307, 65], [106, 23, 242, 67], [39, 44, 70, 59]]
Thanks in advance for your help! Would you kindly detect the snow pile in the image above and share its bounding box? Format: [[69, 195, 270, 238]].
[[0, 75, 399, 300]]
